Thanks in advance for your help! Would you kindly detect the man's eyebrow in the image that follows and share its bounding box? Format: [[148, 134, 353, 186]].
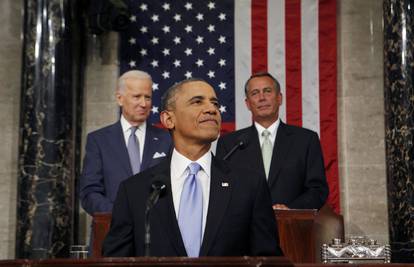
[[187, 95, 205, 102]]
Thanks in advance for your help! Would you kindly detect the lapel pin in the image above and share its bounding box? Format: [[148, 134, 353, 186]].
[[221, 182, 229, 187], [153, 137, 159, 140]]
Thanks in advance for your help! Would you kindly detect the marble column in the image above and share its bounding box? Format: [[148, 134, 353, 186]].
[[16, 0, 84, 258], [384, 0, 414, 263]]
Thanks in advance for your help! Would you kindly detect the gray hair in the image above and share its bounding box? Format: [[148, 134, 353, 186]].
[[244, 72, 281, 96], [117, 70, 152, 94], [160, 78, 208, 111]]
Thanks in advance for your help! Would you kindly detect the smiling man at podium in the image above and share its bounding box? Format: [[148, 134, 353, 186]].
[[102, 79, 283, 257]]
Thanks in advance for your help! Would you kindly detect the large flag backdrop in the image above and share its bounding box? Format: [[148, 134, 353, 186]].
[[119, 0, 339, 212]]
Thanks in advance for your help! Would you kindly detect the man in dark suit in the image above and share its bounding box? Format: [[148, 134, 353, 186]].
[[80, 70, 172, 215], [216, 72, 328, 210], [102, 78, 282, 257]]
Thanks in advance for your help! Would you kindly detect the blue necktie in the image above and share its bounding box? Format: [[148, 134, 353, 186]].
[[178, 162, 203, 257], [127, 126, 141, 175]]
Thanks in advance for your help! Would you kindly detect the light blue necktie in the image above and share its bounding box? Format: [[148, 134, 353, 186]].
[[127, 126, 141, 175], [178, 162, 203, 257]]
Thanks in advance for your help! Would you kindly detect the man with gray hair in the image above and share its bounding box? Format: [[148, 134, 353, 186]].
[[80, 70, 172, 215]]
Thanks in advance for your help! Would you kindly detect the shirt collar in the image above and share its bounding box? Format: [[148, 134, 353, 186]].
[[120, 115, 146, 134], [171, 148, 212, 178], [254, 118, 280, 138]]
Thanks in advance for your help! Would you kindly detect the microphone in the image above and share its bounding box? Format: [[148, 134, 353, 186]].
[[222, 135, 249, 160], [144, 180, 167, 256]]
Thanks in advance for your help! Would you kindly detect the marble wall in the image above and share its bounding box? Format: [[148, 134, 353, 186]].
[[338, 0, 389, 243], [0, 0, 22, 259]]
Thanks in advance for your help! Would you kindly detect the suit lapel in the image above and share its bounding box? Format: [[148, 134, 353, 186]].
[[199, 157, 232, 256], [152, 160, 187, 256], [244, 126, 266, 177], [107, 121, 133, 175], [141, 124, 155, 170], [268, 122, 293, 188]]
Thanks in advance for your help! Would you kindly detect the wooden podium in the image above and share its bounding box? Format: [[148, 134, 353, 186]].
[[274, 209, 318, 263], [92, 205, 344, 263]]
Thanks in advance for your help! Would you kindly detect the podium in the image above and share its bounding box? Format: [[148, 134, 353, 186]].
[[0, 257, 294, 267], [92, 205, 344, 263]]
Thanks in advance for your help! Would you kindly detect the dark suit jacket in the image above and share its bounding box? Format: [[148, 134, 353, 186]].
[[80, 121, 172, 215], [216, 122, 328, 209], [102, 156, 283, 257]]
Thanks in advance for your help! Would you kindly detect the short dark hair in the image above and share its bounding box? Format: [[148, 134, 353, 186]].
[[244, 72, 281, 96], [160, 78, 208, 111]]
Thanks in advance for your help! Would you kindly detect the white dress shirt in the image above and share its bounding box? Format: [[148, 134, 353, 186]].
[[170, 148, 211, 237], [120, 115, 146, 160], [255, 118, 280, 148]]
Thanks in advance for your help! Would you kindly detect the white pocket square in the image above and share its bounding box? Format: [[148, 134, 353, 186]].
[[153, 152, 167, 159]]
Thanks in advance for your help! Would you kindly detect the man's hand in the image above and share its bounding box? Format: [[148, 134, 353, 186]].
[[273, 204, 289, 210]]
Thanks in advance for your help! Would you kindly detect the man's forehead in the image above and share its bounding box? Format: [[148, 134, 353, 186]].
[[180, 81, 216, 96]]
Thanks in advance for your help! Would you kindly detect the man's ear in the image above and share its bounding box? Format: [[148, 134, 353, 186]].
[[116, 91, 123, 106], [160, 110, 175, 130], [245, 98, 252, 111]]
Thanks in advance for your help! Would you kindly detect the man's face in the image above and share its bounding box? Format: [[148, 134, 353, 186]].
[[245, 76, 282, 123], [116, 78, 152, 125], [161, 81, 221, 145]]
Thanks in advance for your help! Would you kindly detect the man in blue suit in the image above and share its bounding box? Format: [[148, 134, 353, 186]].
[[80, 70, 172, 215]]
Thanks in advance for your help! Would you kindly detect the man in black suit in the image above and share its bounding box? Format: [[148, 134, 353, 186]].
[[216, 73, 328, 210], [102, 78, 283, 257]]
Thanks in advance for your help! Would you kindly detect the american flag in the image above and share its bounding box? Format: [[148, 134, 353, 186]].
[[120, 0, 339, 213]]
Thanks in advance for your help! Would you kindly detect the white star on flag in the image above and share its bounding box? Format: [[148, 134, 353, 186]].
[[150, 60, 159, 68], [184, 71, 192, 79], [184, 48, 192, 56], [196, 36, 204, 44], [196, 13, 204, 21], [219, 82, 226, 90], [173, 59, 181, 67], [151, 14, 159, 22], [184, 2, 193, 10], [219, 105, 226, 113], [173, 14, 181, 21], [152, 106, 159, 114], [151, 37, 159, 45], [208, 2, 216, 10], [196, 59, 204, 67], [184, 25, 192, 33], [139, 3, 148, 11], [162, 71, 170, 79], [207, 47, 215, 55], [218, 59, 226, 67], [162, 3, 170, 11], [162, 48, 170, 56], [218, 13, 226, 21]]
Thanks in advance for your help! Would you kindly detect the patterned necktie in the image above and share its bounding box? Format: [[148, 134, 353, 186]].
[[178, 162, 203, 257], [261, 130, 273, 179], [127, 126, 141, 175]]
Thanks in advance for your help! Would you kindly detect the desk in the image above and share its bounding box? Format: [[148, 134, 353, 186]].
[[92, 205, 344, 263]]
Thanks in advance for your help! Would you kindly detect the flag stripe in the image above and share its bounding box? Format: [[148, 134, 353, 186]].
[[319, 0, 339, 213], [285, 0, 302, 126], [267, 0, 286, 122], [235, 0, 252, 129], [251, 0, 268, 73], [301, 0, 320, 134]]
